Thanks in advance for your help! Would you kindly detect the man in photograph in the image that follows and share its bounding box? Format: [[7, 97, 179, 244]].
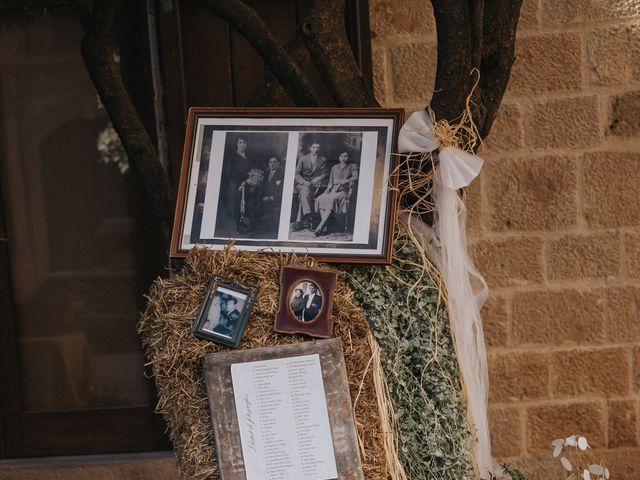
[[256, 156, 284, 237], [214, 297, 241, 337], [302, 283, 322, 322], [292, 141, 327, 231]]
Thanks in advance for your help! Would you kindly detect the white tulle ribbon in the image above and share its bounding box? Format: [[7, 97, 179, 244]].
[[398, 109, 496, 477]]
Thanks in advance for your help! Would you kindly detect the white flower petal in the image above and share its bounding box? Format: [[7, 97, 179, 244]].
[[582, 469, 591, 480], [565, 435, 577, 446], [561, 457, 573, 471], [554, 444, 564, 457], [553, 438, 565, 447], [589, 465, 604, 475], [578, 436, 589, 450], [605, 467, 610, 479]]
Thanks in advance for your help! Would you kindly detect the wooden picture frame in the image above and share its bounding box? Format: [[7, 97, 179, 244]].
[[274, 267, 337, 339], [170, 107, 403, 264], [192, 276, 257, 348], [202, 339, 364, 479]]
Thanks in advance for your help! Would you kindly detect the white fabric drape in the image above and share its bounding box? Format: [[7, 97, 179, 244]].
[[398, 109, 496, 477]]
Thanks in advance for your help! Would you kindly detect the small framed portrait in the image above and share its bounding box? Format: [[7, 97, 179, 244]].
[[192, 277, 257, 348], [170, 107, 404, 264], [275, 267, 337, 338]]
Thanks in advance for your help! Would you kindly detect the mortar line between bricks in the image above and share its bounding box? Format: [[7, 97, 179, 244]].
[[515, 18, 640, 38], [503, 83, 640, 104], [541, 237, 549, 286], [490, 398, 639, 410], [489, 278, 640, 294], [604, 393, 611, 448], [575, 133, 586, 230], [518, 402, 527, 457], [620, 229, 630, 280], [627, 347, 635, 418], [496, 445, 640, 463], [602, 281, 611, 342], [482, 139, 640, 161], [579, 29, 588, 93], [490, 397, 611, 409], [470, 227, 628, 243], [380, 48, 392, 107], [505, 292, 513, 348], [488, 344, 639, 355], [635, 398, 640, 446]]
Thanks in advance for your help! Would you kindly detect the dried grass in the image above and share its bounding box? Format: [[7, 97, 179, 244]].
[[138, 246, 389, 479]]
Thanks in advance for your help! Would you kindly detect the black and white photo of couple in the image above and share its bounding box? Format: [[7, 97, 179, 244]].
[[214, 131, 288, 239], [202, 288, 247, 339], [289, 132, 363, 242], [290, 281, 322, 322]]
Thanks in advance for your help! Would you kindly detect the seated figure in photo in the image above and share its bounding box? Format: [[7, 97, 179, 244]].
[[255, 156, 284, 237], [290, 288, 305, 320], [237, 167, 265, 234], [313, 151, 358, 236], [292, 141, 328, 231], [301, 283, 322, 322]]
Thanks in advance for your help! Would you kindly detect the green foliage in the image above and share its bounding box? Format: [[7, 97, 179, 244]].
[[484, 464, 528, 480], [347, 235, 473, 479], [502, 464, 528, 480]]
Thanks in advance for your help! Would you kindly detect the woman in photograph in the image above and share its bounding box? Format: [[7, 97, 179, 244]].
[[202, 295, 223, 332], [290, 288, 305, 319], [217, 136, 256, 235], [313, 151, 358, 236]]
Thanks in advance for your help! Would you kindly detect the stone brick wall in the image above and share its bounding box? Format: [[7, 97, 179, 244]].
[[370, 1, 640, 477]]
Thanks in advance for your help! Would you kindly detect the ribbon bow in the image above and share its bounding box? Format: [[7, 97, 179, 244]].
[[398, 109, 497, 478], [398, 109, 484, 189]]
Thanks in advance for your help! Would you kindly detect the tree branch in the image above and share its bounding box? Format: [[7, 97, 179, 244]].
[[429, 0, 521, 140], [245, 35, 315, 107], [476, 0, 522, 138], [78, 0, 174, 248], [469, 0, 484, 69], [300, 0, 378, 107], [208, 0, 320, 107], [429, 0, 473, 123]]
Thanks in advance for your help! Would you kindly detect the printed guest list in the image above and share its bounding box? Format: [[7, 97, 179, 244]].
[[230, 354, 338, 480]]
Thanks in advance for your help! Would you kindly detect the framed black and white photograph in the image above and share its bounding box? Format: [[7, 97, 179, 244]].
[[275, 267, 336, 339], [192, 277, 257, 348], [170, 108, 403, 263]]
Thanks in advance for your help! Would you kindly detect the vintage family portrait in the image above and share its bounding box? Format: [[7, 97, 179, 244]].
[[275, 267, 336, 338], [289, 280, 322, 322], [214, 131, 288, 239], [171, 108, 403, 263], [289, 132, 362, 242]]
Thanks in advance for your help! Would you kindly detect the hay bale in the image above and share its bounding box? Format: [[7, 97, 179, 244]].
[[138, 247, 387, 479]]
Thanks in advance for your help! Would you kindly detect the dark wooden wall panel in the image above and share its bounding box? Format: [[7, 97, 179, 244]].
[[180, 0, 234, 108], [0, 93, 24, 459], [229, 0, 298, 106], [22, 408, 154, 457]]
